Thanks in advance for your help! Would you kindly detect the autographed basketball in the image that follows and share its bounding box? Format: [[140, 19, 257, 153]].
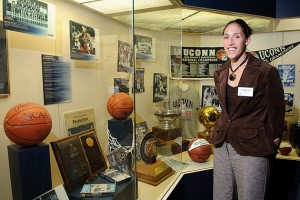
[[3, 103, 52, 146], [187, 138, 211, 163], [107, 92, 133, 119]]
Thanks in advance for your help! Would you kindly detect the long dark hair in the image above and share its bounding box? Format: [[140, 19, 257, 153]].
[[222, 19, 253, 38]]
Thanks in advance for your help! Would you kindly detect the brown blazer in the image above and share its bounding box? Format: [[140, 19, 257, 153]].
[[210, 53, 285, 156]]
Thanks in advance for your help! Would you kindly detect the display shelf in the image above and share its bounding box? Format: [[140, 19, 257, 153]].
[[68, 176, 136, 200], [276, 148, 300, 161], [138, 151, 214, 200]]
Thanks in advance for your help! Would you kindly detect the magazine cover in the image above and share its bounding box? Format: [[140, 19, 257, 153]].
[[106, 146, 131, 174], [135, 121, 149, 160], [80, 183, 116, 197], [277, 64, 295, 87]]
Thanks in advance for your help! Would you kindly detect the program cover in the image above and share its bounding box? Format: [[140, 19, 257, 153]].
[[101, 168, 131, 183], [80, 183, 116, 197]]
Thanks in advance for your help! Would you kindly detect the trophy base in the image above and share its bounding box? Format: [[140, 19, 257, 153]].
[[152, 126, 181, 141], [158, 137, 190, 155], [135, 160, 174, 186]]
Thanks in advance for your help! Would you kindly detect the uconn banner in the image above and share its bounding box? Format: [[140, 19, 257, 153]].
[[170, 41, 300, 79]]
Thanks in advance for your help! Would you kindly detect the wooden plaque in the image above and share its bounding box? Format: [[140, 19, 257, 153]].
[[51, 130, 107, 192]]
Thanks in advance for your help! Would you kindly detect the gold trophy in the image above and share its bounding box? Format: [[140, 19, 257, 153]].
[[197, 106, 220, 141]]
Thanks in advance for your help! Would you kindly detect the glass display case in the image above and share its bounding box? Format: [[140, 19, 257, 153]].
[[1, 0, 300, 200]]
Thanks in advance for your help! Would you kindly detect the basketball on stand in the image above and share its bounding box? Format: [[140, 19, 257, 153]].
[[107, 92, 133, 120], [187, 138, 211, 163], [3, 102, 52, 146]]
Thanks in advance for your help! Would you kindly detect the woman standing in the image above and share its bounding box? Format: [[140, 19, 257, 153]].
[[211, 19, 285, 200]]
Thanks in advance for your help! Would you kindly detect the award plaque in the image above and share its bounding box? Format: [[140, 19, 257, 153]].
[[135, 132, 174, 186], [51, 130, 107, 192]]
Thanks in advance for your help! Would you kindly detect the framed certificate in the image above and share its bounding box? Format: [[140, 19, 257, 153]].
[[51, 130, 107, 192]]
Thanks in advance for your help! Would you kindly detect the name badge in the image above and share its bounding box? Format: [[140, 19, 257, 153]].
[[238, 87, 253, 97]]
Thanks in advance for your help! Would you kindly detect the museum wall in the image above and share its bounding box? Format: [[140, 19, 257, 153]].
[[0, 0, 299, 200]]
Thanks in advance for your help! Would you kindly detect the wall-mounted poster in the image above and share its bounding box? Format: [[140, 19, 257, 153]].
[[114, 78, 129, 94], [170, 45, 221, 79], [70, 20, 99, 61], [153, 73, 168, 102], [170, 41, 300, 79], [135, 68, 145, 93], [0, 21, 9, 97], [201, 85, 221, 112], [41, 54, 71, 105], [118, 40, 133, 73], [3, 0, 55, 38], [284, 93, 294, 115], [277, 64, 295, 87], [135, 35, 156, 61]]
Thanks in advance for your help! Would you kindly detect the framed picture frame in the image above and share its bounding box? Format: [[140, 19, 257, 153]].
[[153, 73, 168, 102], [201, 85, 221, 111], [51, 130, 107, 192], [0, 21, 9, 97], [284, 93, 294, 115], [135, 35, 156, 61]]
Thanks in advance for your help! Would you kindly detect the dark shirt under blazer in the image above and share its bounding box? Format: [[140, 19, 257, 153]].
[[210, 53, 285, 156]]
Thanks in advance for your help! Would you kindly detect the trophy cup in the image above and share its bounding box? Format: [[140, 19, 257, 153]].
[[197, 106, 220, 141], [152, 109, 181, 141]]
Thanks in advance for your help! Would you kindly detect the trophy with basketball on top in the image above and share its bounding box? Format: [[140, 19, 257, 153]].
[[4, 102, 52, 146], [106, 92, 134, 147], [3, 102, 53, 200]]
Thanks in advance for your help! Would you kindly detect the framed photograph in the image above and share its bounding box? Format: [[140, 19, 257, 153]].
[[0, 21, 9, 97], [70, 20, 99, 61], [201, 85, 221, 111], [51, 130, 107, 192], [153, 73, 168, 102], [284, 93, 294, 115], [135, 35, 156, 61], [134, 68, 145, 93], [118, 40, 134, 73], [277, 64, 295, 87], [3, 0, 56, 38]]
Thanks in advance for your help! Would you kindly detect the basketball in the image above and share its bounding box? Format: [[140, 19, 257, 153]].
[[3, 103, 52, 146], [107, 92, 133, 119], [187, 138, 211, 163]]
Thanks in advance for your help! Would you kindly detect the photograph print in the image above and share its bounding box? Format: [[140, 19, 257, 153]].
[[70, 20, 99, 61], [134, 68, 145, 93], [114, 78, 129, 94], [153, 73, 168, 102], [135, 35, 156, 61], [201, 85, 221, 111], [3, 0, 55, 37], [118, 40, 134, 73], [284, 93, 294, 115]]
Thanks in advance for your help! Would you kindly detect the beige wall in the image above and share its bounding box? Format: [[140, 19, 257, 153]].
[[0, 1, 299, 199]]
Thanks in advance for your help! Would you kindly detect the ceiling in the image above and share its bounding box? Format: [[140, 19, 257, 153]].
[[69, 0, 300, 35]]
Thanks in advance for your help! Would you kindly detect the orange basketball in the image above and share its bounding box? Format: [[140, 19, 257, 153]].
[[3, 103, 52, 146], [187, 138, 211, 163], [107, 92, 133, 120]]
